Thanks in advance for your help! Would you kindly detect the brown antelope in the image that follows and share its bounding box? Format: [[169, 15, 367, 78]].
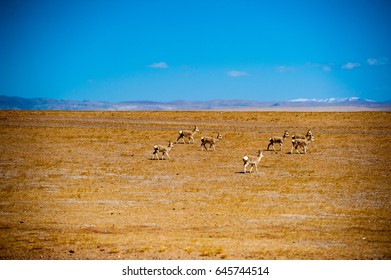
[[267, 130, 289, 151], [200, 133, 222, 151], [243, 150, 264, 173], [152, 141, 174, 160], [177, 126, 199, 144]]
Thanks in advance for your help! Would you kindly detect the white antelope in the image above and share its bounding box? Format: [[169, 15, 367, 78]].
[[243, 150, 264, 173], [200, 133, 222, 151], [177, 126, 199, 144], [267, 130, 289, 151], [152, 141, 174, 160]]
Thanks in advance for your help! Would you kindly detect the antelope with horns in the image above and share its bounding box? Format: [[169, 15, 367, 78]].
[[243, 150, 264, 173], [200, 132, 222, 151], [267, 130, 289, 152], [177, 126, 199, 144], [152, 141, 174, 160]]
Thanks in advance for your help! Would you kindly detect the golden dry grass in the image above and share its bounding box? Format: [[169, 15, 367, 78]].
[[0, 110, 390, 260]]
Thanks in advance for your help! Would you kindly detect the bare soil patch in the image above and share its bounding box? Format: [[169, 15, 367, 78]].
[[0, 110, 390, 259]]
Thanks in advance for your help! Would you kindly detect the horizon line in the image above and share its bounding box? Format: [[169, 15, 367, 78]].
[[1, 94, 390, 104]]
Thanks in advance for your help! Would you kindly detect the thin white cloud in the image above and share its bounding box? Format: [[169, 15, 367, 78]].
[[341, 62, 360, 70], [304, 62, 333, 72], [276, 66, 295, 73], [147, 62, 169, 68], [367, 58, 378, 66], [367, 57, 388, 66], [227, 70, 248, 77]]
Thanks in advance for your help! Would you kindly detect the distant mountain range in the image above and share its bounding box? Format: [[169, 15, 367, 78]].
[[1, 95, 390, 111]]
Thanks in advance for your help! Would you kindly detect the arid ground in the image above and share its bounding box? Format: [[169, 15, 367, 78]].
[[0, 110, 390, 260]]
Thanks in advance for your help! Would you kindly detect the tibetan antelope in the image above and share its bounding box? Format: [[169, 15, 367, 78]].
[[290, 136, 314, 154], [292, 129, 314, 141], [152, 141, 174, 160], [243, 150, 264, 173], [200, 133, 222, 151], [177, 126, 199, 144], [267, 130, 289, 152]]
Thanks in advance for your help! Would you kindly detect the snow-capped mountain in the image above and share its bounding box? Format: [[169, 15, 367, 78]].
[[0, 95, 390, 111], [290, 97, 375, 103]]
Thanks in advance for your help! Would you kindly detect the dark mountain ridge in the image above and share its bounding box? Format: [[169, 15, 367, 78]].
[[1, 95, 390, 111]]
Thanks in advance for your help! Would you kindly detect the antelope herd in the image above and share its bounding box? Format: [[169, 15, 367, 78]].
[[152, 126, 315, 173]]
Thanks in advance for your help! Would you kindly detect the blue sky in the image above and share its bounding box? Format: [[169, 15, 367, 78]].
[[1, 0, 390, 102]]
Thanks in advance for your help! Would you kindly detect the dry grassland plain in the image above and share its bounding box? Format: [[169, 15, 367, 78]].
[[0, 110, 390, 260]]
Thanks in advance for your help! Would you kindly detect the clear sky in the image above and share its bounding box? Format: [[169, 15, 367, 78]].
[[1, 0, 390, 102]]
